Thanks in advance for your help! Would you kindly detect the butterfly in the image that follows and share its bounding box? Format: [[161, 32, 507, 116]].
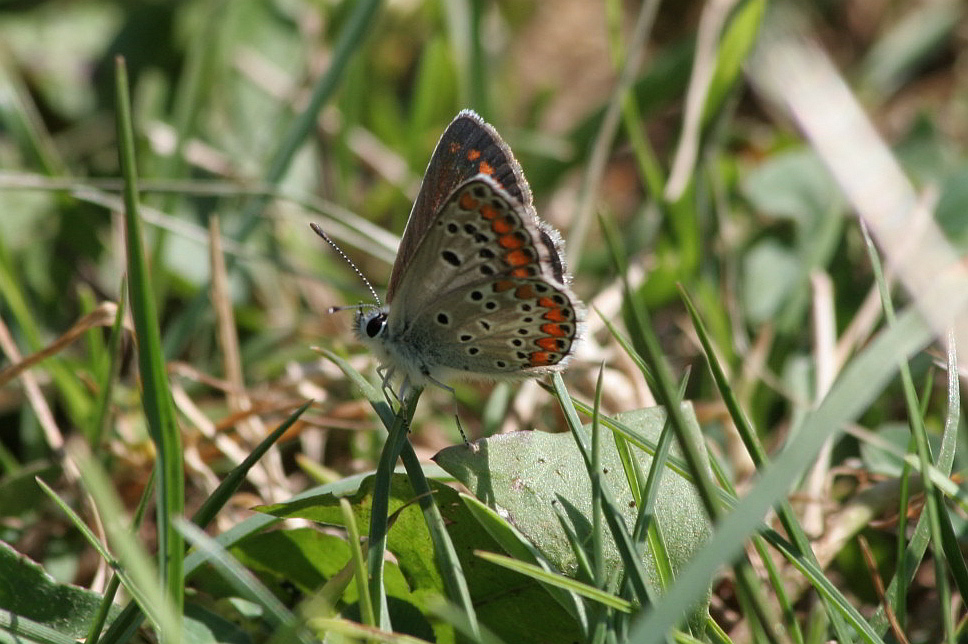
[[315, 110, 583, 398]]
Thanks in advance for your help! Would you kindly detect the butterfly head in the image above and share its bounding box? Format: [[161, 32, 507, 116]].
[[355, 306, 388, 342]]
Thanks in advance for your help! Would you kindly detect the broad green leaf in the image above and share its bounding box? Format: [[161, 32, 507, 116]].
[[433, 407, 713, 592], [0, 540, 120, 638]]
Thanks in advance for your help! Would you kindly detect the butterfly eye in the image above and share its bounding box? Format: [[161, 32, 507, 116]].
[[365, 313, 386, 338]]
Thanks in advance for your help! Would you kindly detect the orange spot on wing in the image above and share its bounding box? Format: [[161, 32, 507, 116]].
[[493, 280, 514, 292], [536, 337, 558, 351], [449, 142, 461, 153], [478, 160, 494, 175], [511, 267, 531, 278], [543, 308, 568, 322], [498, 234, 524, 249], [460, 193, 479, 210], [541, 323, 568, 337], [506, 249, 531, 266], [537, 296, 557, 308], [479, 204, 498, 219], [529, 351, 553, 366], [467, 149, 481, 161], [492, 216, 513, 234]]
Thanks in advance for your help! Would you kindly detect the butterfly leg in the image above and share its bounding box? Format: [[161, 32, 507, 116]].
[[377, 364, 400, 411], [424, 374, 468, 444]]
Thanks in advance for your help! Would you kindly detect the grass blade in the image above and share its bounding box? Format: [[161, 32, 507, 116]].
[[114, 56, 184, 631], [367, 387, 422, 629]]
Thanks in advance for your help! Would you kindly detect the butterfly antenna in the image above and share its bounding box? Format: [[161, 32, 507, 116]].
[[310, 223, 382, 308]]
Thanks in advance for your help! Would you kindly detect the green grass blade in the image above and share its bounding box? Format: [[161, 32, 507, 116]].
[[93, 404, 306, 643], [426, 600, 507, 644], [678, 285, 831, 642], [758, 529, 885, 643], [316, 346, 395, 427], [89, 279, 127, 449], [859, 221, 956, 640], [293, 347, 480, 635], [0, 608, 79, 644], [461, 494, 589, 631], [601, 213, 781, 641], [339, 498, 375, 627], [192, 400, 311, 529], [71, 444, 181, 639], [552, 502, 596, 585], [871, 328, 961, 635], [85, 467, 154, 644], [305, 617, 432, 644], [475, 550, 633, 613], [367, 387, 422, 629], [114, 56, 184, 627], [552, 374, 656, 609], [398, 441, 480, 637], [238, 0, 382, 240], [591, 364, 605, 589]]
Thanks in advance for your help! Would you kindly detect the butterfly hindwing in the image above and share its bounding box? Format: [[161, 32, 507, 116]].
[[387, 176, 580, 377]]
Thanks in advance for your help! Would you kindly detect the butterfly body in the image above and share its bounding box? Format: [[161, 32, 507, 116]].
[[341, 111, 583, 394]]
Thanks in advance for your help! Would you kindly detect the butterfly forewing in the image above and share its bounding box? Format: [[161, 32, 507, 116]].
[[387, 110, 535, 302]]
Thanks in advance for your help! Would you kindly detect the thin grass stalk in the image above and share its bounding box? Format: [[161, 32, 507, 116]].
[[398, 442, 480, 637], [615, 377, 691, 637], [590, 365, 609, 644], [567, 0, 662, 268], [176, 521, 306, 640], [0, 609, 79, 644], [88, 280, 127, 448], [869, 326, 960, 635], [860, 221, 957, 642], [707, 452, 802, 644], [340, 498, 376, 629], [85, 468, 154, 644], [367, 387, 422, 629], [68, 448, 181, 639], [885, 354, 935, 634], [551, 374, 657, 611], [466, 0, 488, 116], [319, 347, 480, 634], [148, 0, 229, 305], [114, 57, 185, 633], [631, 303, 935, 641]]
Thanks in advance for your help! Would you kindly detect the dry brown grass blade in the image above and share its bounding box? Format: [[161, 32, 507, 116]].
[[208, 216, 288, 503], [0, 302, 124, 388]]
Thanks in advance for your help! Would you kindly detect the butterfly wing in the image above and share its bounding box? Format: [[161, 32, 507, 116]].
[[387, 176, 582, 378], [387, 110, 535, 302]]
